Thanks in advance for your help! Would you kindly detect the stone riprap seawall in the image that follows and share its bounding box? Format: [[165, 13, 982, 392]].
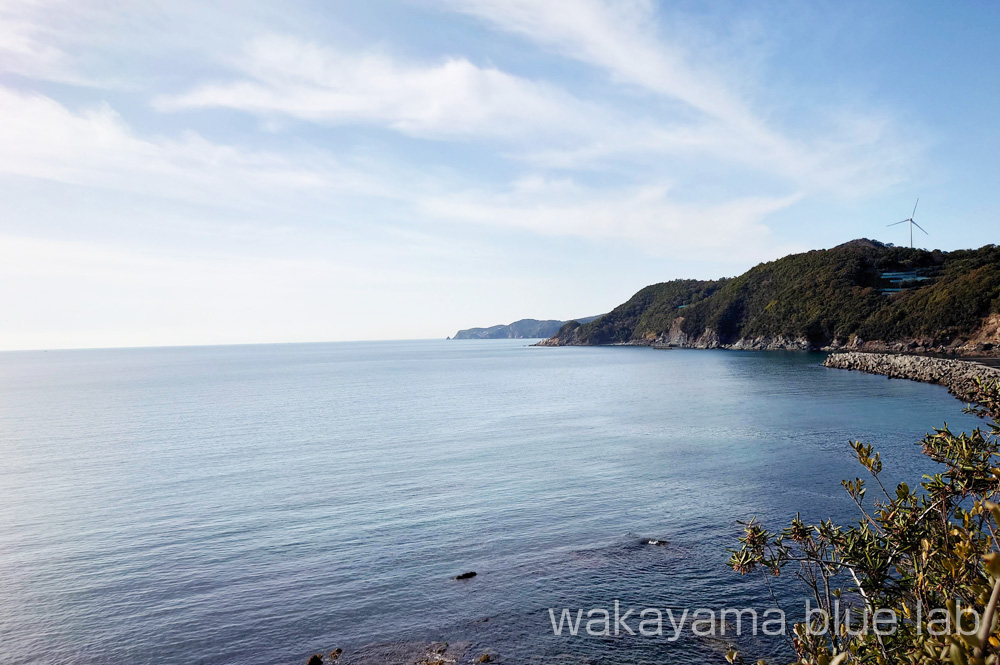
[[823, 352, 1000, 403]]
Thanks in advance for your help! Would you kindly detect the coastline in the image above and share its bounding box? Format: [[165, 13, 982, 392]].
[[535, 332, 1000, 357], [822, 351, 1000, 403]]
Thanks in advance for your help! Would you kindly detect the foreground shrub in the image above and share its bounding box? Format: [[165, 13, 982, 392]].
[[728, 379, 1000, 664]]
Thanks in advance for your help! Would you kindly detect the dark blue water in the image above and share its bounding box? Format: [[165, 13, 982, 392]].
[[0, 341, 981, 664]]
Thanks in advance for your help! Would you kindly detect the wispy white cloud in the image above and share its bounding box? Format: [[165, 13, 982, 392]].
[[157, 34, 765, 188], [436, 0, 919, 195], [157, 6, 917, 198], [439, 0, 745, 121], [0, 0, 79, 82], [0, 82, 794, 258], [0, 86, 397, 210], [419, 175, 804, 260], [156, 34, 622, 146], [1, 0, 918, 257]]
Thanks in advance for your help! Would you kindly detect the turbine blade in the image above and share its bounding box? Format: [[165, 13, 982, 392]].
[[887, 220, 908, 226], [912, 221, 928, 234], [912, 198, 919, 218]]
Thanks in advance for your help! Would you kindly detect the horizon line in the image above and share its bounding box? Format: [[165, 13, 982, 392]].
[[0, 337, 496, 354]]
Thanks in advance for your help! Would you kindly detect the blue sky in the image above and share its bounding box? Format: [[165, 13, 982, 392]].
[[1, 1, 998, 349]]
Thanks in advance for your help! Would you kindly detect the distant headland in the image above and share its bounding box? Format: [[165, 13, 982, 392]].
[[450, 315, 601, 340]]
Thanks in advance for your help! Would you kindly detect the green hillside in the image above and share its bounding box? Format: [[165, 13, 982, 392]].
[[542, 240, 1000, 353], [452, 315, 601, 339]]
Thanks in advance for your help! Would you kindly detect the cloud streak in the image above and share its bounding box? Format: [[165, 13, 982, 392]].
[[440, 0, 918, 195], [419, 176, 804, 260], [0, 85, 796, 258], [0, 86, 401, 213], [157, 2, 919, 200], [157, 35, 613, 144]]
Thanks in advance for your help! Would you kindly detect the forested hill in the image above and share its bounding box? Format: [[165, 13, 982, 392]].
[[452, 315, 601, 340], [539, 239, 1000, 355]]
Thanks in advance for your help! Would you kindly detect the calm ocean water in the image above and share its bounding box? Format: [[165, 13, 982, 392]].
[[0, 340, 982, 664]]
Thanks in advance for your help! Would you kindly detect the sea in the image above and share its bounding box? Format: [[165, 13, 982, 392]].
[[0, 340, 983, 664]]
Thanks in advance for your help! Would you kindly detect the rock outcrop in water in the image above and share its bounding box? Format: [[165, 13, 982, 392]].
[[823, 352, 1000, 402], [319, 641, 472, 665]]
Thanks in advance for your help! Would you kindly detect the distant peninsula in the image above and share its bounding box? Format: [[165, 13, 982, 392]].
[[452, 316, 602, 340], [538, 239, 1000, 356]]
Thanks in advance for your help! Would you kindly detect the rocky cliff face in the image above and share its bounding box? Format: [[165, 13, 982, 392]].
[[823, 352, 1000, 403], [652, 319, 814, 350], [541, 318, 1000, 355]]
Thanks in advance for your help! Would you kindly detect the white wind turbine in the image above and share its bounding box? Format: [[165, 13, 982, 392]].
[[887, 198, 928, 248]]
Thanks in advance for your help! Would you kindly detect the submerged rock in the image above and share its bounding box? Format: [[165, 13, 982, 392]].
[[335, 641, 470, 665], [454, 571, 477, 580]]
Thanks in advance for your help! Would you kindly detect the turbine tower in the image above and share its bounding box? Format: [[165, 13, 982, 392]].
[[887, 198, 928, 248]]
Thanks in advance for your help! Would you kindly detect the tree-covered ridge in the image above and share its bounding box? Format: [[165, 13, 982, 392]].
[[543, 240, 1000, 352], [453, 315, 601, 339], [555, 279, 728, 345]]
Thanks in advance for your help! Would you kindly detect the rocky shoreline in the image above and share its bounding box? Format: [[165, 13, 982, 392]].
[[822, 352, 1000, 403], [536, 314, 1000, 357], [534, 334, 998, 355]]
